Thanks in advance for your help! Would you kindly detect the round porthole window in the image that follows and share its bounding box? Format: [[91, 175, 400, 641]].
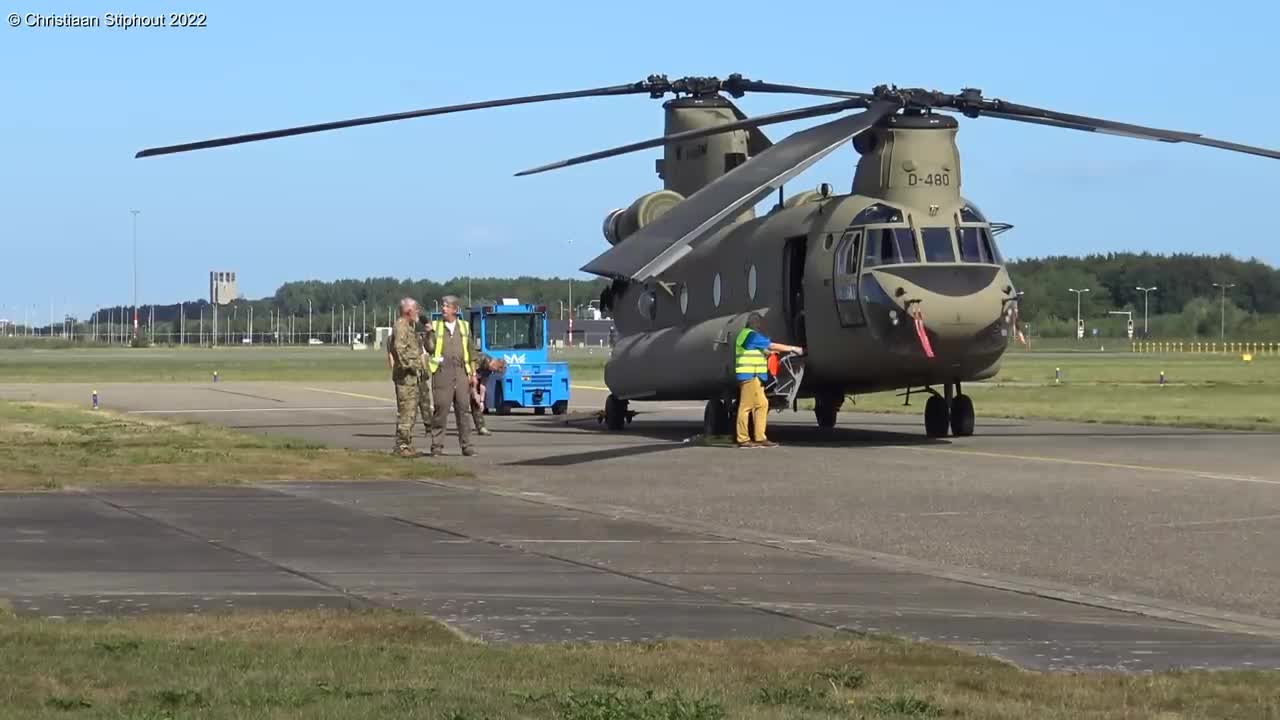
[[712, 273, 722, 307], [747, 264, 758, 300], [637, 290, 657, 321], [679, 284, 689, 315]]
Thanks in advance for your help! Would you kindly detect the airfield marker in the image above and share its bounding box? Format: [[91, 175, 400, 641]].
[[1159, 370, 1166, 386], [92, 390, 98, 410], [1055, 367, 1061, 384], [212, 371, 218, 383]]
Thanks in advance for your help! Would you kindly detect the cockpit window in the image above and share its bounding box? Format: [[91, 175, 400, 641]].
[[850, 203, 905, 225], [959, 204, 986, 223], [958, 227, 997, 263], [921, 228, 956, 262], [863, 228, 918, 267]]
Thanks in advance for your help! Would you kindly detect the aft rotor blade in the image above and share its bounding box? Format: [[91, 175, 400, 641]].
[[725, 99, 772, 154], [135, 81, 653, 158], [516, 97, 870, 176], [977, 101, 1280, 160], [581, 100, 900, 281]]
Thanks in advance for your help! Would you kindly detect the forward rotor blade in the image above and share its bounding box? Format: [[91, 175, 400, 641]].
[[136, 81, 653, 158], [516, 97, 869, 176], [581, 99, 900, 281], [977, 101, 1280, 160], [727, 78, 875, 102]]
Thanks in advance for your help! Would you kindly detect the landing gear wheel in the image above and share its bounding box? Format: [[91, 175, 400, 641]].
[[950, 394, 975, 437], [924, 395, 949, 438], [551, 400, 568, 416], [604, 394, 627, 431], [814, 394, 842, 429], [704, 399, 731, 437]]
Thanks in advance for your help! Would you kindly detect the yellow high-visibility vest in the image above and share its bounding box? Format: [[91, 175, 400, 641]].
[[429, 319, 472, 375], [734, 327, 769, 377]]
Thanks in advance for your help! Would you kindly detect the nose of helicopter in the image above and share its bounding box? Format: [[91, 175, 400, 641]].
[[863, 265, 1014, 355]]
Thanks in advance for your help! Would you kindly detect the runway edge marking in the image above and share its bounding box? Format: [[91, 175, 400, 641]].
[[416, 479, 1280, 641], [301, 386, 395, 403]]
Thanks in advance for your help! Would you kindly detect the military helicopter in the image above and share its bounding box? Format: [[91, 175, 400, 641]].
[[137, 74, 1280, 439]]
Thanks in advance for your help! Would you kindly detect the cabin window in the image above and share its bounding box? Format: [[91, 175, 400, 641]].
[[748, 264, 758, 300], [863, 228, 918, 267], [958, 227, 996, 263], [485, 313, 542, 350], [921, 228, 956, 262], [637, 289, 657, 322], [679, 284, 689, 315], [833, 231, 866, 327], [712, 273, 722, 307]]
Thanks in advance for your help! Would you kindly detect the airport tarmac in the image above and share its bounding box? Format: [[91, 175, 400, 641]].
[[3, 380, 1280, 672]]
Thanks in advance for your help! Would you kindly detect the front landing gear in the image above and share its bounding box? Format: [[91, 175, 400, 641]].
[[814, 393, 843, 429], [604, 394, 628, 431], [923, 382, 975, 438]]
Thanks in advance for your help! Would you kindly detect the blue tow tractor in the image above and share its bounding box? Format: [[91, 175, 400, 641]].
[[434, 300, 570, 416]]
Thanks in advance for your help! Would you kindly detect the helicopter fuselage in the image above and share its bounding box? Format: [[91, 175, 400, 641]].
[[600, 112, 1018, 402]]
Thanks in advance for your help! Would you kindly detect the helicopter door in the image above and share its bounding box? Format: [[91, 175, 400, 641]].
[[783, 235, 807, 345]]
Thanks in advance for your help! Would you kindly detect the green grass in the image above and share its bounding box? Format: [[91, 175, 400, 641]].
[[4, 346, 1278, 430], [0, 346, 609, 384], [1, 609, 1277, 719], [0, 401, 464, 491], [843, 352, 1280, 431]]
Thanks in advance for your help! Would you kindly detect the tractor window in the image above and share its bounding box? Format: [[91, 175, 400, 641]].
[[921, 228, 956, 262], [862, 228, 917, 268], [958, 227, 996, 263], [484, 313, 543, 350]]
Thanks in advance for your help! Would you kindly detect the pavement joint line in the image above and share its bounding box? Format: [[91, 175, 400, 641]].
[[302, 386, 394, 402], [416, 478, 1280, 641], [73, 488, 386, 611], [203, 387, 287, 403], [266, 483, 875, 642], [891, 446, 1278, 486]]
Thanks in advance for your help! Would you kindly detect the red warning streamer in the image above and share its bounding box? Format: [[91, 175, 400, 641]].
[[911, 308, 935, 358]]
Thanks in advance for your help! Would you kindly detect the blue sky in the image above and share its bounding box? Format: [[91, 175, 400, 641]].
[[2, 0, 1277, 319]]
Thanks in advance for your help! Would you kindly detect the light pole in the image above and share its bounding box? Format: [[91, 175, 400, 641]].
[[1068, 287, 1090, 340], [130, 210, 140, 341], [1135, 286, 1157, 336], [308, 299, 312, 344], [1212, 282, 1236, 340], [466, 251, 473, 308]]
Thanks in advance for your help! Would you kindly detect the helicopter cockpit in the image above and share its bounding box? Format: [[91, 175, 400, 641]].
[[832, 201, 1005, 327]]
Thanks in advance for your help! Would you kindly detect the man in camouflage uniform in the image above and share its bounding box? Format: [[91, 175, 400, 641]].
[[416, 314, 436, 435], [388, 297, 428, 456], [469, 353, 507, 436]]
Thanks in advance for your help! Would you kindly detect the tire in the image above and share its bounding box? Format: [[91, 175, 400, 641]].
[[605, 394, 626, 431], [534, 406, 546, 416], [704, 399, 726, 437], [950, 394, 975, 437], [814, 394, 840, 429], [924, 395, 949, 438], [551, 400, 568, 416]]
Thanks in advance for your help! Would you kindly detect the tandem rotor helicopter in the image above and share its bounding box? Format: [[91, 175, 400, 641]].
[[137, 74, 1280, 439]]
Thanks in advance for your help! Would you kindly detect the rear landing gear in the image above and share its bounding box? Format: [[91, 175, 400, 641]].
[[922, 382, 976, 438], [704, 398, 731, 437]]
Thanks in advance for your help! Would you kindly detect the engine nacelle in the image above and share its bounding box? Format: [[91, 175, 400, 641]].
[[602, 190, 685, 246]]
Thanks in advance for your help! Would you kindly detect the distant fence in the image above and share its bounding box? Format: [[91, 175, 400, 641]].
[[1131, 341, 1279, 354]]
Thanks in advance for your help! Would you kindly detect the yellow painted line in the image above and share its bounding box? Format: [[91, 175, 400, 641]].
[[572, 384, 610, 391], [894, 446, 1280, 487], [302, 386, 393, 403]]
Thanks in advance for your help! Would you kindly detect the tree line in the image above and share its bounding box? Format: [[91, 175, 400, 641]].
[[1006, 252, 1280, 338], [11, 253, 1280, 342]]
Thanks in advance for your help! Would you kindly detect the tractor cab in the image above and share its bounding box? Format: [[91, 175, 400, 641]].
[[433, 299, 570, 415]]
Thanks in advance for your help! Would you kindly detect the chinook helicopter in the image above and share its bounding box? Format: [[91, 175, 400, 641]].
[[137, 74, 1280, 439]]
